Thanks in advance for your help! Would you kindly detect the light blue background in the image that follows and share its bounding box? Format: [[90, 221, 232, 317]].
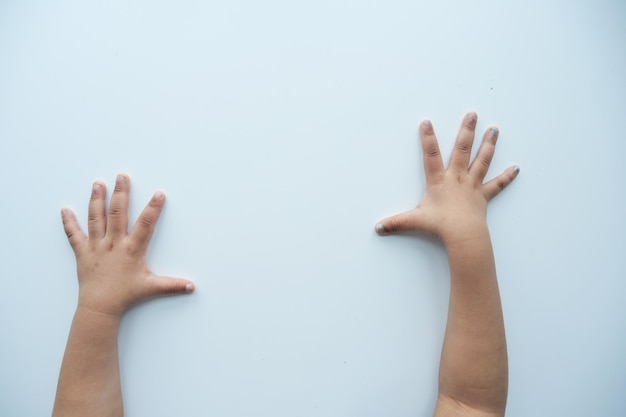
[[1, 0, 625, 416]]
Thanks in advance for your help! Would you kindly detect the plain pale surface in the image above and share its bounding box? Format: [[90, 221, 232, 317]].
[[1, 0, 625, 416]]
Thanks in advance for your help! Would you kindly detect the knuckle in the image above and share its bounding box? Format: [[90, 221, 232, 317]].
[[139, 215, 153, 229], [478, 156, 492, 168], [125, 242, 139, 256], [424, 144, 440, 158], [455, 142, 472, 154], [388, 218, 401, 232], [162, 282, 180, 294], [109, 206, 124, 218]]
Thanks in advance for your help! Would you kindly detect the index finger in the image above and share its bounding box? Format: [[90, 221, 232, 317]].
[[420, 120, 444, 183], [61, 208, 88, 254], [128, 191, 165, 253]]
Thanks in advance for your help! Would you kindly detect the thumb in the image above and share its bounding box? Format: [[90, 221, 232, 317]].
[[149, 275, 196, 297], [375, 209, 422, 235]]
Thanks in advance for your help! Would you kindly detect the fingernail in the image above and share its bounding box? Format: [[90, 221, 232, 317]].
[[490, 127, 499, 137], [116, 174, 125, 186], [467, 112, 477, 122], [185, 283, 195, 293], [376, 223, 385, 234], [422, 120, 432, 129], [92, 183, 101, 196], [61, 208, 68, 218], [153, 191, 165, 202], [514, 166, 520, 174]]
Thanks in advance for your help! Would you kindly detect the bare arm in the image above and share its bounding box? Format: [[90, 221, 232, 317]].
[[52, 307, 123, 417], [53, 174, 195, 417], [375, 113, 518, 416]]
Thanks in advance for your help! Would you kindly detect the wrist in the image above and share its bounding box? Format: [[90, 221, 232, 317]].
[[441, 220, 490, 248], [77, 284, 129, 318], [76, 302, 124, 323], [71, 305, 122, 342]]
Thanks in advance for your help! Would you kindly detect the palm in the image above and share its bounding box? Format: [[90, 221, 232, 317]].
[[375, 113, 519, 244]]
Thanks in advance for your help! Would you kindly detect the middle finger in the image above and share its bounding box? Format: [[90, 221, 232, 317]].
[[448, 112, 477, 172]]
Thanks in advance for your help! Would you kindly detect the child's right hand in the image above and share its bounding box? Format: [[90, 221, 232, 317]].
[[375, 112, 519, 246], [61, 173, 195, 317]]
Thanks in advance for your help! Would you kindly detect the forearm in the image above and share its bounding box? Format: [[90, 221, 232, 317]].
[[375, 113, 516, 416], [437, 227, 508, 414], [52, 306, 123, 417], [56, 176, 194, 416]]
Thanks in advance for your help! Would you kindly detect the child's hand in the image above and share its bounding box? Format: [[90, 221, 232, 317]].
[[375, 112, 519, 245], [61, 174, 195, 317]]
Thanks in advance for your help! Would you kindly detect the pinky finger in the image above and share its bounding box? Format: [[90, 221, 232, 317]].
[[61, 208, 88, 254], [483, 166, 520, 201]]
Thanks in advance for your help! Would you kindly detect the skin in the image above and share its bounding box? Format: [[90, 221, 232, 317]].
[[53, 111, 516, 416], [375, 112, 518, 417], [53, 174, 195, 417]]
